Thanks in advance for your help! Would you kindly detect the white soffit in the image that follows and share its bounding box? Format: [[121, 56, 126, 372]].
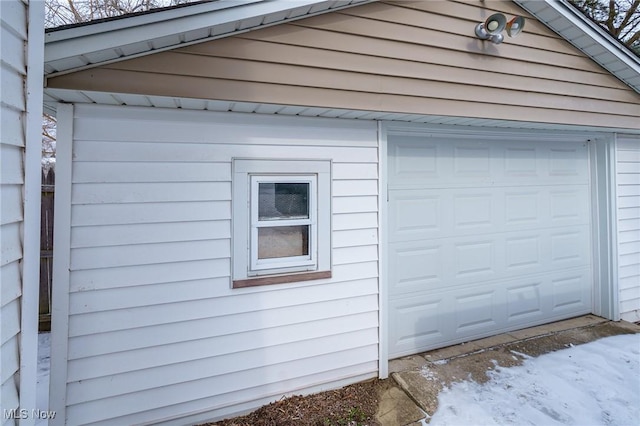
[[44, 0, 374, 76], [515, 0, 640, 94], [42, 88, 640, 134]]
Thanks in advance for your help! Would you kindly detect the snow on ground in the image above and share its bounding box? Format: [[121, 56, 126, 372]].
[[36, 332, 51, 426], [429, 334, 640, 426]]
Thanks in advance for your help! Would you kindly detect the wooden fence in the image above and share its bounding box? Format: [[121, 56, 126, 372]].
[[40, 168, 54, 331]]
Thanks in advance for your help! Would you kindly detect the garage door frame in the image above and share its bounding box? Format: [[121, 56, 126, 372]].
[[377, 122, 618, 377]]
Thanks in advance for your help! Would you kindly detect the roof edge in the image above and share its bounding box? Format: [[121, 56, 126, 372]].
[[515, 0, 640, 93], [44, 0, 373, 68], [45, 0, 260, 41]]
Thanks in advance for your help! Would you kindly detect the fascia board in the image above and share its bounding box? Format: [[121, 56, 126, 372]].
[[44, 0, 333, 63]]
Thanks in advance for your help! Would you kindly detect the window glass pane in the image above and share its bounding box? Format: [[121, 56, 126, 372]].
[[259, 182, 309, 220], [258, 226, 309, 259]]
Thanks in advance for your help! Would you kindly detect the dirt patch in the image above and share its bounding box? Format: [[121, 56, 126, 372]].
[[427, 347, 524, 385], [204, 379, 392, 426], [505, 322, 638, 358]]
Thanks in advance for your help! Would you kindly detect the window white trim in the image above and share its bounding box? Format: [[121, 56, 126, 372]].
[[232, 159, 332, 287]]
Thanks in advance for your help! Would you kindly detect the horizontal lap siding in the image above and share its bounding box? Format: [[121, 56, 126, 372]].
[[0, 0, 26, 422], [617, 136, 640, 323], [63, 104, 379, 425], [47, 0, 640, 130]]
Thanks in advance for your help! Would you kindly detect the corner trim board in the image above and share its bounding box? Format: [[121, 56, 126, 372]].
[[377, 120, 389, 379], [49, 103, 74, 426]]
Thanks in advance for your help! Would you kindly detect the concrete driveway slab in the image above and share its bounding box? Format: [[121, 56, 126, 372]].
[[385, 317, 640, 425], [375, 386, 426, 426]]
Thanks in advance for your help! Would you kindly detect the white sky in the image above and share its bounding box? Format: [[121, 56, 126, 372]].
[[427, 334, 640, 426]]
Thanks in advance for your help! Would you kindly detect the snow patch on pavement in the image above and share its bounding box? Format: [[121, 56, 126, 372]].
[[421, 366, 439, 381], [430, 334, 640, 426]]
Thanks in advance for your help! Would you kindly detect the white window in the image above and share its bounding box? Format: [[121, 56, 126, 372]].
[[233, 159, 331, 288], [250, 176, 316, 272]]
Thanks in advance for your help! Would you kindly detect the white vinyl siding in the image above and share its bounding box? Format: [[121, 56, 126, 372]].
[[0, 0, 26, 422], [53, 104, 379, 425], [617, 135, 640, 323]]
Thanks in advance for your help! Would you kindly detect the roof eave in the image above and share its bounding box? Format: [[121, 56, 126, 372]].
[[44, 0, 374, 76], [514, 0, 640, 94]]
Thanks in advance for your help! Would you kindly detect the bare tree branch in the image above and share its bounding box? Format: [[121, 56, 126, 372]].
[[619, 0, 640, 29], [570, 0, 639, 52]]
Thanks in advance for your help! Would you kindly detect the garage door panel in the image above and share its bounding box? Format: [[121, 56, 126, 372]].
[[505, 269, 590, 323], [550, 270, 592, 313], [389, 226, 590, 297], [389, 137, 444, 184], [549, 227, 591, 266], [451, 142, 493, 179], [389, 294, 451, 357], [389, 191, 443, 241], [453, 193, 496, 230], [388, 241, 444, 296], [549, 188, 590, 224], [548, 145, 589, 178], [506, 280, 545, 321], [454, 290, 502, 334], [454, 238, 497, 277], [504, 146, 539, 177], [505, 190, 542, 225], [505, 235, 541, 270], [389, 268, 592, 357], [390, 137, 588, 188], [388, 133, 592, 358], [390, 186, 590, 243]]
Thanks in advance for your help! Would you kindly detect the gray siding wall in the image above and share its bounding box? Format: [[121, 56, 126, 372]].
[[617, 136, 640, 322], [52, 104, 380, 425], [2, 0, 43, 421], [0, 0, 27, 422]]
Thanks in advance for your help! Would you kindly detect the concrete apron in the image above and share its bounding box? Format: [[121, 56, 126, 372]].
[[376, 315, 640, 426]]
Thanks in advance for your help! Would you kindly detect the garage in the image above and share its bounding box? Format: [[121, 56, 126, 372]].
[[40, 0, 640, 421], [387, 130, 593, 358]]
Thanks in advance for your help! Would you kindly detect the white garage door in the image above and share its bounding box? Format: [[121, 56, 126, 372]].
[[387, 132, 593, 358]]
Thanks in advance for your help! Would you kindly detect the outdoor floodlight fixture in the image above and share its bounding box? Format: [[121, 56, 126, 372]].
[[506, 16, 526, 37], [475, 13, 525, 44]]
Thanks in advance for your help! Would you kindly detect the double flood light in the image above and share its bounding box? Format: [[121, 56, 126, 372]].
[[475, 13, 525, 44]]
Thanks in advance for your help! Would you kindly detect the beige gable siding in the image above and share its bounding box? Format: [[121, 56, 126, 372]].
[[52, 104, 379, 425], [0, 0, 27, 422], [47, 0, 640, 130], [617, 136, 640, 323]]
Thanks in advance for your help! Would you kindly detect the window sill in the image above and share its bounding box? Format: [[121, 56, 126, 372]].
[[233, 270, 332, 289]]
